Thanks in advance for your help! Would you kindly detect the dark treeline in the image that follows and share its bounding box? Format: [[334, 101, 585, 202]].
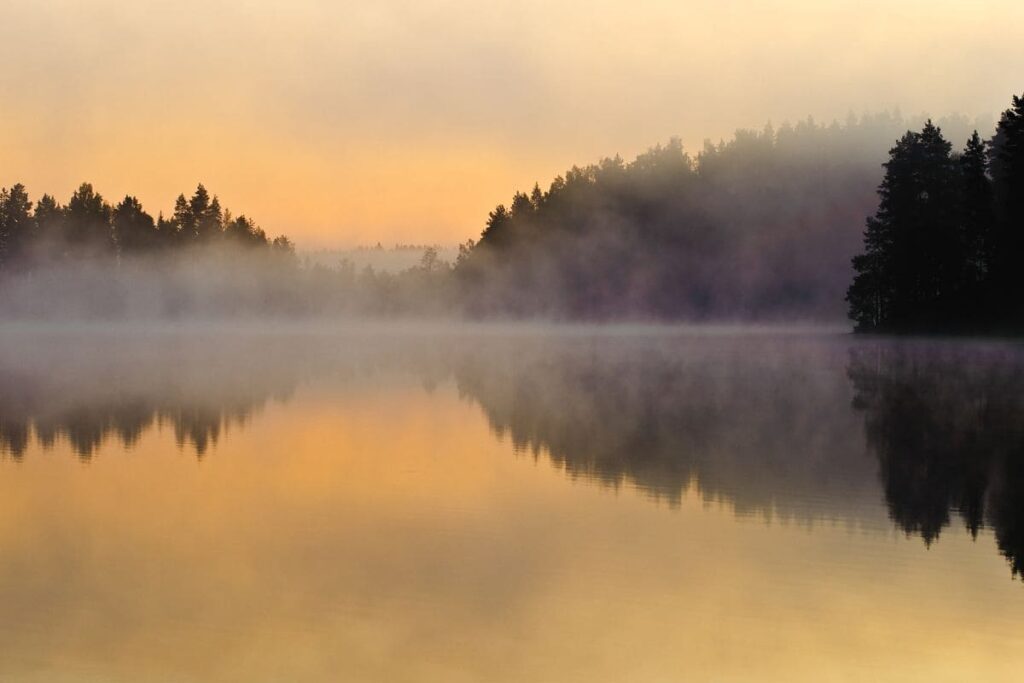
[[0, 182, 456, 319], [454, 112, 986, 320], [848, 94, 1024, 333], [0, 103, 1010, 323], [0, 181, 294, 265], [0, 182, 306, 318]]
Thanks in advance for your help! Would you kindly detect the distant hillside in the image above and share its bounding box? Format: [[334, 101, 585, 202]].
[[455, 113, 988, 321], [304, 244, 459, 274]]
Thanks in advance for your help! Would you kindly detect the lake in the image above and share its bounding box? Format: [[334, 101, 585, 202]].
[[0, 325, 1022, 682]]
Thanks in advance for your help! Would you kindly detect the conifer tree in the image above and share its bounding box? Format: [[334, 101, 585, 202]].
[[958, 132, 994, 288], [192, 186, 223, 241], [65, 183, 113, 253], [990, 94, 1024, 325], [0, 184, 33, 267], [171, 193, 194, 242], [33, 194, 63, 250], [112, 196, 157, 253], [478, 205, 511, 248], [847, 122, 959, 331]]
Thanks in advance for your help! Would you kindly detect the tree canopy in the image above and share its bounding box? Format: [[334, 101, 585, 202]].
[[0, 182, 290, 269], [454, 112, 972, 320], [848, 93, 1024, 333]]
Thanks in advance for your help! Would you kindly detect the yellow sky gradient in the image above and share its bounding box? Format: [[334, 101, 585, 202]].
[[1, 0, 1022, 247]]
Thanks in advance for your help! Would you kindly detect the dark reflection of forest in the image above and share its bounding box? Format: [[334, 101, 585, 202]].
[[2, 330, 1023, 577], [848, 342, 1024, 576], [447, 335, 878, 519], [0, 331, 305, 459]]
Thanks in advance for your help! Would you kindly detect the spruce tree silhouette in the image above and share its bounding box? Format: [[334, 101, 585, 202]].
[[33, 194, 64, 255], [224, 214, 269, 247], [958, 131, 994, 319], [849, 93, 1024, 334], [65, 183, 114, 255], [0, 184, 33, 268], [0, 181, 291, 274], [990, 94, 1024, 327], [190, 184, 224, 242], [848, 123, 969, 332], [113, 196, 157, 253]]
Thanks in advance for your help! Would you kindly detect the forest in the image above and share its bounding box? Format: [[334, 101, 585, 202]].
[[0, 181, 295, 262], [848, 94, 1024, 333], [0, 183, 451, 318], [0, 93, 1020, 326]]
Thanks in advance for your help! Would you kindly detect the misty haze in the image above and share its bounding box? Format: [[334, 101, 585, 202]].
[[2, 1, 1024, 682]]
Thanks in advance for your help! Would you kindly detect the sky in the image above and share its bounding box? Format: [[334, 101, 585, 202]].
[[0, 0, 1022, 248]]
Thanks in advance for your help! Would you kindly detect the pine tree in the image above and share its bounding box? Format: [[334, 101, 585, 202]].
[[0, 187, 8, 268], [271, 235, 294, 255], [958, 132, 994, 290], [171, 193, 194, 242], [195, 190, 223, 241], [34, 194, 64, 252], [916, 122, 962, 324], [112, 196, 156, 253], [156, 213, 177, 247], [5, 184, 33, 265], [225, 215, 267, 246], [478, 205, 511, 248], [65, 183, 113, 253], [847, 122, 959, 331], [509, 192, 534, 220], [990, 94, 1024, 326]]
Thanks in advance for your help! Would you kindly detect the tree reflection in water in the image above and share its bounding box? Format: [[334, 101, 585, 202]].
[[848, 341, 1024, 576], [1, 330, 1022, 578]]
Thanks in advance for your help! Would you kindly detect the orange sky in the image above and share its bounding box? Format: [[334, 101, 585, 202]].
[[1, 0, 1022, 247]]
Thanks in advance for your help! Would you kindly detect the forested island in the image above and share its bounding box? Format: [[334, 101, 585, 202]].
[[0, 92, 1021, 328], [848, 94, 1024, 333]]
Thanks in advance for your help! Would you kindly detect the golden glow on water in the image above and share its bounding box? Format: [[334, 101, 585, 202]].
[[1, 375, 1022, 682]]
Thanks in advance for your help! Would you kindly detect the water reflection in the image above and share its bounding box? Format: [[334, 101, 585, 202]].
[[0, 393, 271, 460], [0, 335, 298, 459], [448, 335, 876, 519], [848, 342, 1024, 576], [2, 329, 1023, 579]]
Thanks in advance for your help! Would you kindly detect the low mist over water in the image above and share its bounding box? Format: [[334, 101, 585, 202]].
[[1, 325, 1023, 681]]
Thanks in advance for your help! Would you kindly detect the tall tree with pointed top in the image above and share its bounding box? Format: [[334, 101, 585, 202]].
[[0, 184, 33, 268], [989, 94, 1024, 326], [958, 131, 994, 290], [170, 193, 194, 243], [847, 122, 960, 331], [33, 194, 63, 254], [65, 183, 113, 254], [196, 190, 223, 242], [112, 196, 157, 253]]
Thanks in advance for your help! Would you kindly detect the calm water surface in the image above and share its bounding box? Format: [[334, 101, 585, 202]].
[[0, 326, 1022, 682]]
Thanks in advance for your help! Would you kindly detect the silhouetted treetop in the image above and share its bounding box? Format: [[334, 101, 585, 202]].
[[848, 93, 1024, 333], [0, 181, 292, 268]]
